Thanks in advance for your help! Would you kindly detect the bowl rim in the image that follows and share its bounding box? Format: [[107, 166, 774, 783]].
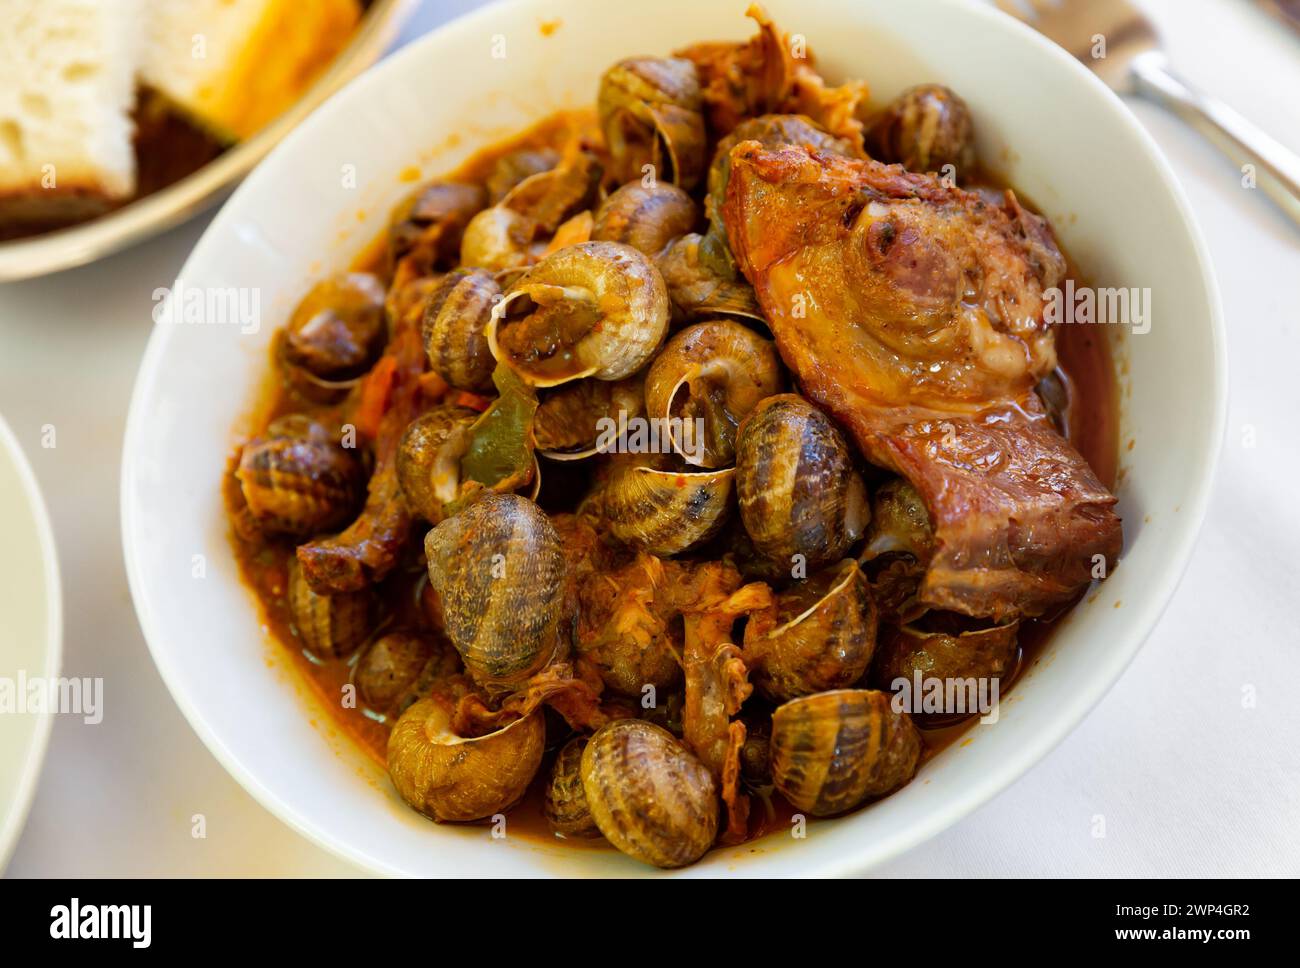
[[120, 0, 1227, 876], [0, 0, 419, 283], [0, 414, 64, 873]]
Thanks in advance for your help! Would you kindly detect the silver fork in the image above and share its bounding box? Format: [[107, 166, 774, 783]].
[[995, 0, 1300, 227]]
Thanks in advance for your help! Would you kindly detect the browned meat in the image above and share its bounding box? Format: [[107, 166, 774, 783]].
[[723, 142, 1121, 622]]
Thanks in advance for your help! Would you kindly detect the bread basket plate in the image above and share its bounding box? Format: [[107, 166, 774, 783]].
[[0, 0, 416, 282]]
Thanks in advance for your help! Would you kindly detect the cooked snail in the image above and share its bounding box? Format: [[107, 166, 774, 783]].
[[488, 241, 670, 387], [735, 394, 868, 571], [388, 179, 488, 275], [422, 268, 502, 393], [592, 181, 697, 258], [864, 83, 976, 176], [485, 148, 559, 203], [598, 57, 707, 191], [656, 232, 764, 322], [388, 697, 546, 822], [643, 319, 781, 468], [595, 459, 734, 556], [872, 618, 1019, 719], [581, 718, 719, 868], [744, 559, 877, 702], [460, 205, 544, 273], [545, 736, 602, 839], [288, 557, 374, 659], [424, 494, 567, 693], [395, 405, 478, 525], [235, 418, 362, 538], [533, 376, 644, 459], [278, 273, 386, 399], [770, 689, 921, 816], [860, 478, 933, 620], [355, 631, 459, 716]]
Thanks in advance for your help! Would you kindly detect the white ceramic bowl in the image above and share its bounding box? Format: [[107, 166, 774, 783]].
[[122, 0, 1226, 875]]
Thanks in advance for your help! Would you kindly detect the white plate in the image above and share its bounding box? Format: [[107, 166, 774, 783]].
[[0, 415, 63, 872], [122, 0, 1226, 875], [0, 0, 417, 282]]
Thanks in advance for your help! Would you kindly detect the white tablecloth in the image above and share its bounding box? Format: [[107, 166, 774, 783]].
[[2, 0, 1297, 877]]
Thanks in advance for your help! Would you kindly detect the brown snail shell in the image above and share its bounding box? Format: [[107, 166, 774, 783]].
[[485, 148, 559, 204], [488, 241, 669, 388], [598, 461, 734, 556], [545, 736, 602, 839], [388, 698, 546, 823], [422, 268, 502, 393], [656, 232, 765, 323], [423, 494, 567, 693], [278, 273, 386, 400], [388, 180, 488, 274], [395, 405, 477, 525], [235, 420, 362, 538], [533, 376, 645, 460], [864, 84, 976, 176], [770, 689, 921, 816], [598, 57, 707, 192], [744, 559, 878, 702], [499, 151, 602, 234], [581, 719, 719, 868], [644, 320, 782, 468], [735, 394, 868, 571], [872, 619, 1019, 724], [287, 556, 374, 659], [355, 631, 459, 716], [860, 478, 933, 622], [460, 206, 543, 273], [591, 181, 697, 258]]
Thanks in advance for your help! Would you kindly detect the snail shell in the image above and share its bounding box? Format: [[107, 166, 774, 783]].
[[355, 630, 460, 716], [545, 736, 602, 839], [865, 84, 976, 175], [395, 405, 477, 525], [860, 478, 933, 621], [499, 151, 602, 234], [388, 180, 488, 274], [422, 268, 502, 393], [235, 420, 362, 538], [872, 619, 1019, 724], [598, 57, 707, 191], [279, 273, 386, 400], [770, 689, 921, 816], [288, 557, 374, 659], [533, 375, 645, 460], [656, 232, 765, 323], [488, 241, 670, 388], [644, 320, 782, 468], [744, 559, 878, 702], [388, 698, 546, 823], [592, 181, 697, 258], [485, 148, 559, 204], [736, 395, 868, 570], [581, 718, 719, 868], [598, 461, 734, 556], [424, 494, 567, 693], [460, 206, 543, 273]]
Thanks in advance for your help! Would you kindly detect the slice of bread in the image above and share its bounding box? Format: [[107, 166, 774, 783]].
[[140, 0, 361, 143], [0, 0, 142, 224]]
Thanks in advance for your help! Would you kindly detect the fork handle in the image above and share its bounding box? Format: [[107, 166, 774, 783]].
[[1130, 50, 1300, 227]]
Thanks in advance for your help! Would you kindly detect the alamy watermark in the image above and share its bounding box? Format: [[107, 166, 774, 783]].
[[151, 280, 260, 334], [594, 411, 707, 463], [890, 673, 1000, 724], [0, 672, 103, 725], [1044, 280, 1151, 335]]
